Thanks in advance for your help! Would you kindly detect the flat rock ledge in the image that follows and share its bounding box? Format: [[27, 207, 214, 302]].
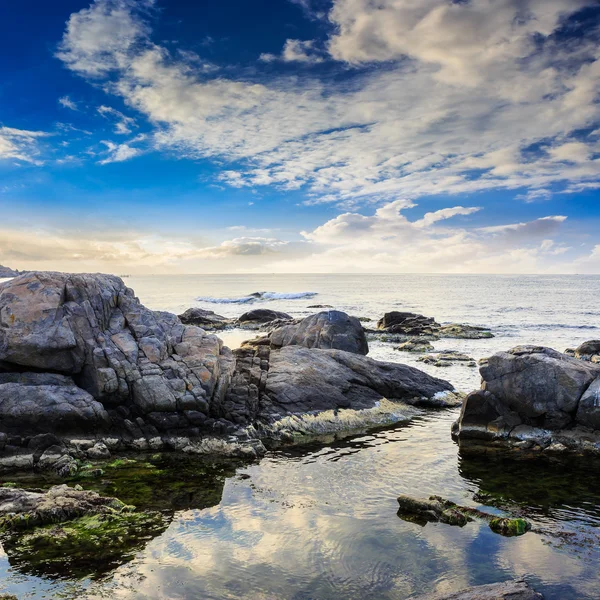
[[411, 580, 543, 600], [0, 273, 458, 473], [453, 346, 600, 455]]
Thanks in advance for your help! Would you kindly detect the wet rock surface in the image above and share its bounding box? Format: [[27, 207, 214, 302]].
[[396, 494, 531, 536], [238, 308, 292, 325], [454, 345, 600, 454]]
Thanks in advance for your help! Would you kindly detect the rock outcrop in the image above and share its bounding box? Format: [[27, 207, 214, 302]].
[[269, 310, 369, 355], [0, 272, 236, 447], [454, 346, 600, 454], [0, 265, 20, 278], [418, 351, 476, 368], [0, 272, 457, 470], [412, 580, 543, 600]]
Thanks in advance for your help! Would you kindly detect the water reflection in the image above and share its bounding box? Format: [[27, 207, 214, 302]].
[[0, 412, 598, 599]]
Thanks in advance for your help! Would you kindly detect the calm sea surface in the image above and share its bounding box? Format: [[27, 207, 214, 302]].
[[1, 274, 599, 599]]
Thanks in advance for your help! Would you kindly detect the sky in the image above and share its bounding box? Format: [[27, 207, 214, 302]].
[[1, 0, 600, 275]]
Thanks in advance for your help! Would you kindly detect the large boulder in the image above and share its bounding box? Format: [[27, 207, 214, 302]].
[[0, 272, 235, 438], [454, 345, 600, 454], [219, 344, 457, 425], [480, 346, 600, 429], [269, 310, 369, 355]]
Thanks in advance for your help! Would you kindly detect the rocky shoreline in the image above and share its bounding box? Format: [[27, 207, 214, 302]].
[[0, 272, 461, 475]]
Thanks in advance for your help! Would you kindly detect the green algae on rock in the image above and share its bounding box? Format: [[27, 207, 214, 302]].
[[396, 494, 531, 537], [2, 510, 168, 579]]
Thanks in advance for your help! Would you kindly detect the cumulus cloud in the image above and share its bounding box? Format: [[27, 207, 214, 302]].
[[193, 237, 289, 258], [0, 126, 48, 164], [55, 0, 600, 207]]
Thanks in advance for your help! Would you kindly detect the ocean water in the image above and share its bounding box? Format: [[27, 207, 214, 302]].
[[1, 274, 599, 599]]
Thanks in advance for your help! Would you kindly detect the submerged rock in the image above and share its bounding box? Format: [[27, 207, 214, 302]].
[[269, 310, 369, 355], [396, 494, 531, 536], [454, 345, 600, 454], [418, 351, 477, 368], [395, 340, 434, 353], [411, 580, 543, 600], [377, 312, 438, 335]]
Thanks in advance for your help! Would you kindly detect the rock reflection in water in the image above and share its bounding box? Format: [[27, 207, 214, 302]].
[[1, 412, 599, 599]]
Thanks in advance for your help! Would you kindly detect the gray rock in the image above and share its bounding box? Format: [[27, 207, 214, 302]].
[[0, 265, 20, 278], [222, 345, 457, 423], [411, 580, 543, 600], [238, 308, 292, 324], [418, 351, 477, 368], [178, 308, 230, 330], [269, 310, 369, 355], [481, 346, 600, 429], [576, 376, 600, 430], [377, 312, 438, 335], [395, 340, 434, 353]]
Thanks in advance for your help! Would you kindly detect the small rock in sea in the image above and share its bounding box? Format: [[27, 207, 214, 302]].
[[395, 340, 434, 353], [307, 304, 333, 309], [418, 351, 476, 367]]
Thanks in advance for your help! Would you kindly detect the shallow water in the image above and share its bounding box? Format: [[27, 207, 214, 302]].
[[1, 274, 599, 599]]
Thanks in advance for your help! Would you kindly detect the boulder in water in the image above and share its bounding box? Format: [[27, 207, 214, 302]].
[[178, 308, 231, 330], [238, 308, 292, 325], [411, 580, 543, 600]]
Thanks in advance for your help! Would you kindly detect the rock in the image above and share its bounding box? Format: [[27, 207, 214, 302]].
[[480, 346, 600, 429], [377, 312, 439, 335], [0, 373, 110, 435], [454, 345, 600, 454], [438, 324, 493, 339], [575, 339, 600, 357], [269, 310, 369, 355], [0, 484, 128, 529], [238, 309, 292, 325], [453, 390, 522, 441], [0, 265, 20, 278], [0, 272, 235, 439], [178, 308, 230, 330], [418, 351, 477, 368], [307, 304, 333, 309], [575, 376, 600, 430], [219, 344, 457, 426], [411, 580, 543, 600], [373, 312, 493, 340], [396, 494, 531, 536], [0, 484, 167, 579], [395, 340, 434, 353]]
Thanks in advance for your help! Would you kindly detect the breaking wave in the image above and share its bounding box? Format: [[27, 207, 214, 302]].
[[197, 291, 318, 304]]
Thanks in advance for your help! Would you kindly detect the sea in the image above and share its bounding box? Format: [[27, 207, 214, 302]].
[[0, 274, 599, 599]]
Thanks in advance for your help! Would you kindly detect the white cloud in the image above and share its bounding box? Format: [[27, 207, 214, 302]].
[[194, 237, 289, 258], [56, 0, 600, 206], [58, 95, 79, 110], [97, 105, 136, 134], [98, 140, 141, 164], [259, 40, 323, 63], [0, 126, 48, 164]]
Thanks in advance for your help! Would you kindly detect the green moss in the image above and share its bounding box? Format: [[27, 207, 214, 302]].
[[1, 482, 17, 488], [3, 510, 168, 579], [488, 517, 530, 536]]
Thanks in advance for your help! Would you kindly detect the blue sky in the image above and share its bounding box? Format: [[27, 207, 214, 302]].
[[1, 0, 600, 274]]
